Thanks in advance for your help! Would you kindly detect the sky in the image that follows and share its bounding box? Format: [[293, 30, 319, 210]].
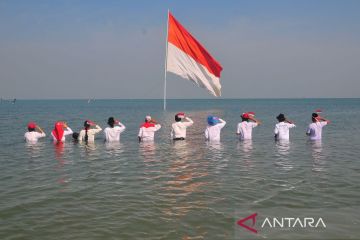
[[0, 0, 359, 99]]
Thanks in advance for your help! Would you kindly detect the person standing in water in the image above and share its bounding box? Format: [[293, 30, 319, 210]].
[[205, 116, 226, 142], [171, 112, 193, 140], [51, 122, 73, 143], [236, 112, 262, 140], [78, 120, 102, 143], [274, 113, 296, 141], [138, 116, 161, 142], [306, 113, 330, 141], [24, 122, 46, 143], [104, 117, 126, 142]]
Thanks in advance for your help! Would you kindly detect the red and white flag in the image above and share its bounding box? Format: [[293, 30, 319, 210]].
[[166, 12, 223, 97]]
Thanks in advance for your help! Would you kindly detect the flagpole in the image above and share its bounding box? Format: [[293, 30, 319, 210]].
[[163, 9, 169, 110]]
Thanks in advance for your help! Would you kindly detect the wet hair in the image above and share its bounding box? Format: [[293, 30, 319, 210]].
[[108, 117, 115, 128], [28, 127, 35, 132], [277, 113, 286, 122], [175, 115, 182, 122], [72, 132, 79, 141], [84, 121, 90, 143], [312, 113, 318, 122]]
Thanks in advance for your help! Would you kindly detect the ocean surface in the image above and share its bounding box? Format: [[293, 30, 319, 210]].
[[0, 99, 359, 240]]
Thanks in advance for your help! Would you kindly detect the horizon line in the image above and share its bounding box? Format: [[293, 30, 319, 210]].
[[1, 97, 359, 101]]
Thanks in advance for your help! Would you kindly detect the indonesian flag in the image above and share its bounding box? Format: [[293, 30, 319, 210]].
[[166, 12, 223, 97]]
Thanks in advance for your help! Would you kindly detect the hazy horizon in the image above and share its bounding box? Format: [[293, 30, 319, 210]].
[[1, 1, 359, 99]]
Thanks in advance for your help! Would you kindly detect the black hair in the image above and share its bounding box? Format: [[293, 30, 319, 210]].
[[277, 113, 285, 122], [108, 117, 115, 128], [241, 117, 249, 122], [312, 113, 318, 122], [28, 127, 35, 132], [72, 132, 79, 141], [175, 115, 181, 122], [84, 121, 90, 143]]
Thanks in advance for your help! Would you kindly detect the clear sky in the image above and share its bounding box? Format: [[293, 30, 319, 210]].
[[0, 0, 359, 99]]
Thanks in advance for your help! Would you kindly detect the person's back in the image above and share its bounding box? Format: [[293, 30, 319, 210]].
[[104, 117, 126, 142], [78, 120, 102, 143], [275, 122, 296, 140], [171, 113, 193, 140], [205, 116, 226, 141], [24, 122, 46, 144], [51, 122, 73, 143], [306, 113, 330, 141], [307, 122, 327, 140], [237, 113, 261, 140], [138, 116, 161, 142], [237, 121, 257, 140], [274, 114, 296, 140]]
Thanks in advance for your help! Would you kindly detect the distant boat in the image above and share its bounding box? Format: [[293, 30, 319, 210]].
[[87, 98, 95, 104]]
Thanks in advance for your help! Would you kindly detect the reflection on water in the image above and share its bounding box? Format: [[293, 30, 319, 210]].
[[161, 141, 208, 218], [206, 142, 228, 174], [25, 142, 46, 159], [105, 142, 124, 157], [139, 142, 157, 163], [53, 142, 69, 190], [80, 142, 100, 160], [274, 140, 293, 171], [310, 141, 326, 172], [237, 140, 254, 168]]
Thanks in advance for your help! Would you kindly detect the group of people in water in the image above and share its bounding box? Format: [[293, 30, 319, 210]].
[[24, 111, 330, 144]]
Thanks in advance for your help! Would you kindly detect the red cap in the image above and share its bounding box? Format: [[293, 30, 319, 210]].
[[247, 111, 255, 116], [86, 120, 95, 126], [27, 122, 37, 129], [242, 113, 249, 119], [176, 112, 185, 118]]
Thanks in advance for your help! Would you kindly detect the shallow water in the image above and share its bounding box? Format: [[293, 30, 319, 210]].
[[0, 99, 359, 239]]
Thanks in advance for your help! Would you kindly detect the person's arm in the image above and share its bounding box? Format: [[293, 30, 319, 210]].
[[64, 127, 73, 136], [170, 127, 174, 139], [155, 124, 161, 131], [36, 126, 46, 137], [138, 128, 143, 142], [117, 122, 126, 133], [183, 117, 194, 127], [78, 130, 83, 142], [92, 125, 102, 134], [274, 126, 279, 138], [318, 117, 330, 125], [306, 126, 311, 136], [250, 117, 262, 125], [236, 123, 241, 135], [217, 118, 226, 129]]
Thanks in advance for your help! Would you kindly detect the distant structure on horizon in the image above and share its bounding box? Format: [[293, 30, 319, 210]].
[[0, 98, 16, 104]]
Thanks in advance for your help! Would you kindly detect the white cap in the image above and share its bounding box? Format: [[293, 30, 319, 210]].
[[145, 116, 151, 121]]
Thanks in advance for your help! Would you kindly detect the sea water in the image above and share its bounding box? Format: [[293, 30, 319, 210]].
[[0, 99, 359, 239]]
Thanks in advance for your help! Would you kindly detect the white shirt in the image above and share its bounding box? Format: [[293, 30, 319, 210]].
[[138, 124, 161, 141], [79, 125, 102, 143], [24, 131, 46, 144], [51, 127, 73, 142], [171, 117, 194, 139], [307, 122, 328, 140], [274, 122, 296, 140], [205, 119, 226, 141], [104, 124, 126, 142], [237, 121, 258, 140]]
